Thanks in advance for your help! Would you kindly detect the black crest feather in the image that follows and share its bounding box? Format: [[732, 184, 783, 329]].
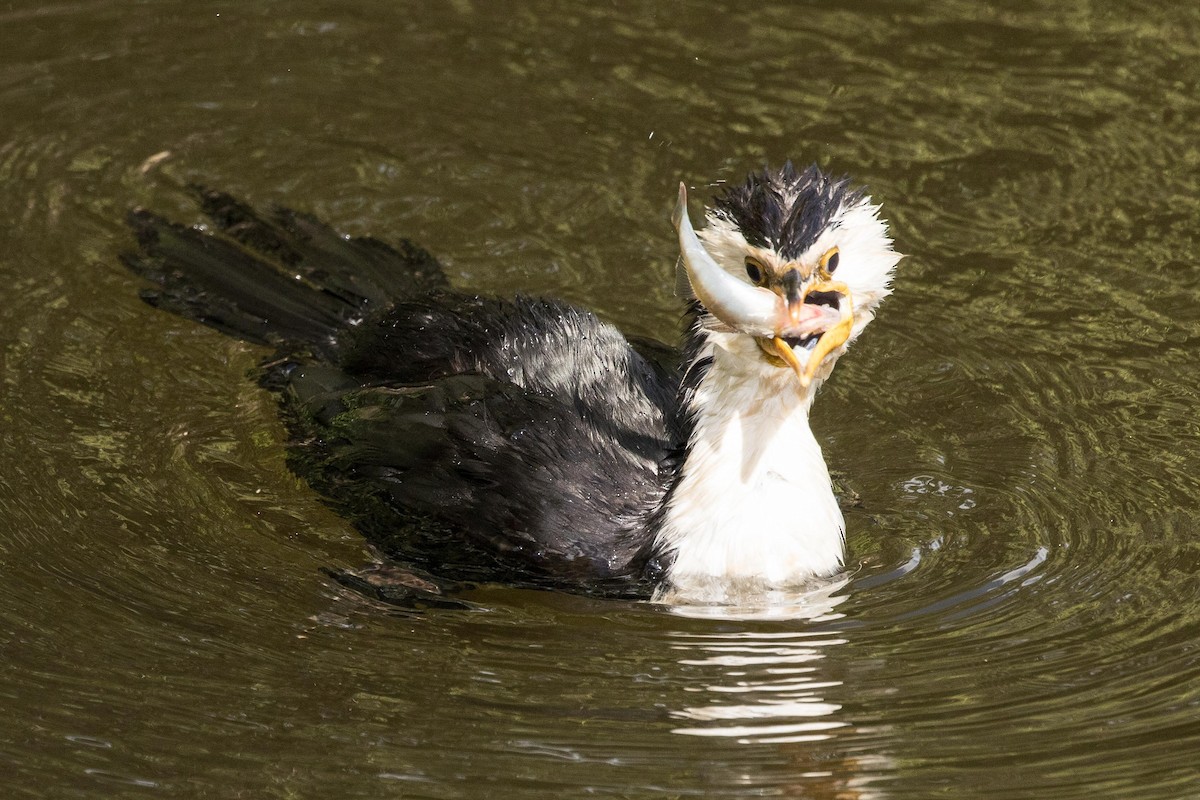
[[712, 162, 865, 260]]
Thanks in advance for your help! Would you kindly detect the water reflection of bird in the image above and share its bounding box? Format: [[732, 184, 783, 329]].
[[121, 163, 899, 605]]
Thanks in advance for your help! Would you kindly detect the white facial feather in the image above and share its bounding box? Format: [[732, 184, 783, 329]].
[[699, 198, 900, 345]]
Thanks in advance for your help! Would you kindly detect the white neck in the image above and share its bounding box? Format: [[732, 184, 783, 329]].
[[654, 332, 845, 604]]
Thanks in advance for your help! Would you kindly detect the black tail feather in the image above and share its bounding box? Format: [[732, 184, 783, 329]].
[[123, 209, 351, 351], [120, 188, 448, 360], [190, 186, 448, 309]]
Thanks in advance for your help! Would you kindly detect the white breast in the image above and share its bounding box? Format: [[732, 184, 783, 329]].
[[654, 333, 846, 604]]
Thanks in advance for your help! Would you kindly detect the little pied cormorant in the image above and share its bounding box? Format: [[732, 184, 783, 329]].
[[121, 163, 900, 605]]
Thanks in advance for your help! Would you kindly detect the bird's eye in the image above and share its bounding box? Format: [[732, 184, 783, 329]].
[[820, 247, 840, 276], [745, 259, 765, 285]]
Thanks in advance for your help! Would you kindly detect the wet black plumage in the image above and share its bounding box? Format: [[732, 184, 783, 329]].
[[123, 187, 685, 598]]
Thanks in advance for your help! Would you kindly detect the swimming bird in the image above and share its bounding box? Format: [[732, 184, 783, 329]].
[[121, 162, 900, 605]]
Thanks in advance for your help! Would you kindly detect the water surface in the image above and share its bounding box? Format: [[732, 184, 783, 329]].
[[2, 1, 1199, 797]]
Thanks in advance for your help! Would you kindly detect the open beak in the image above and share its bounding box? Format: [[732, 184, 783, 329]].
[[767, 281, 854, 388]]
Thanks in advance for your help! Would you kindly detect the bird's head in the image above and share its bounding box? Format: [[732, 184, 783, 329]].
[[674, 163, 900, 389]]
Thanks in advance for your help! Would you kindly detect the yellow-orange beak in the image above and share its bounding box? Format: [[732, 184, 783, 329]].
[[768, 280, 854, 388]]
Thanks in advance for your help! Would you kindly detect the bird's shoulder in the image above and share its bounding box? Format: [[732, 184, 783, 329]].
[[336, 290, 679, 454]]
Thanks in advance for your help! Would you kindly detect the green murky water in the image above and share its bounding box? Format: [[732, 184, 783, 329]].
[[2, 1, 1198, 797]]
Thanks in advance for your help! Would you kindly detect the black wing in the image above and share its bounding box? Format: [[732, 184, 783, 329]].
[[286, 364, 669, 595], [122, 188, 679, 597]]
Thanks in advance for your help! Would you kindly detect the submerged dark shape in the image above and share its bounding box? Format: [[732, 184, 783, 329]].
[[121, 164, 899, 605]]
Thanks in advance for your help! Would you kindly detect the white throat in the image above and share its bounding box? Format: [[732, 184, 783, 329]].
[[654, 331, 845, 604]]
